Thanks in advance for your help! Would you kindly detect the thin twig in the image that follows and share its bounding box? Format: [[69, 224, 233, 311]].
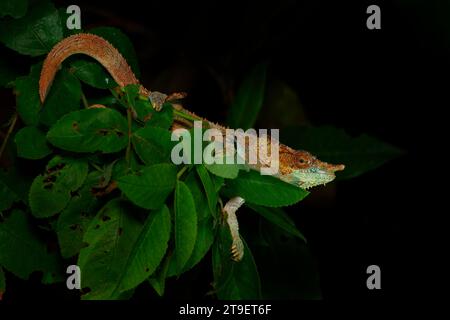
[[0, 113, 18, 160]]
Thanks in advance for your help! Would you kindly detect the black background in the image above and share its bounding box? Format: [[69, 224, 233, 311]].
[[2, 0, 442, 303]]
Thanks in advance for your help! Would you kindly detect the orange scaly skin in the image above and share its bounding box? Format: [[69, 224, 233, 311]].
[[40, 34, 149, 102], [39, 33, 344, 189]]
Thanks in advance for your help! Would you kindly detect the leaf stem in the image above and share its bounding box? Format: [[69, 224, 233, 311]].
[[81, 92, 89, 109], [126, 107, 133, 170], [0, 113, 18, 160], [177, 165, 189, 179]]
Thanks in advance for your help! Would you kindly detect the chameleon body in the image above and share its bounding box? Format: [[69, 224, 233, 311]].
[[39, 33, 345, 260], [39, 33, 344, 189]]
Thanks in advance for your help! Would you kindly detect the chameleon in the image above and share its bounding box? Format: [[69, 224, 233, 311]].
[[39, 33, 344, 261]]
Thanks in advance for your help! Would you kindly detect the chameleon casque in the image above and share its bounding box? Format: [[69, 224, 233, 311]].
[[39, 33, 344, 261]]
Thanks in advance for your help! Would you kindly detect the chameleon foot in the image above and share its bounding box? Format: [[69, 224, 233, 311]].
[[148, 91, 167, 111], [223, 197, 245, 262], [148, 91, 187, 111]]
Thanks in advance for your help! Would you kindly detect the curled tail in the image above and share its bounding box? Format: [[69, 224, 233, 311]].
[[39, 33, 148, 103]]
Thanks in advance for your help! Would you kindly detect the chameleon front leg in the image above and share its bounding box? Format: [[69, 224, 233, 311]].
[[222, 196, 245, 262], [147, 91, 187, 111]]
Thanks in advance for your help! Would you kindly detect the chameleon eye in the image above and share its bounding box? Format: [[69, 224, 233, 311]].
[[299, 158, 306, 164]]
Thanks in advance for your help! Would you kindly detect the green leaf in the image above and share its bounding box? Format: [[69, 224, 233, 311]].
[[118, 205, 171, 292], [0, 166, 32, 207], [167, 217, 214, 277], [252, 222, 321, 299], [146, 104, 174, 129], [123, 83, 140, 101], [0, 176, 20, 212], [246, 204, 306, 242], [281, 126, 404, 180], [227, 63, 267, 130], [14, 63, 41, 126], [223, 170, 309, 207], [14, 126, 51, 159], [132, 126, 174, 165], [0, 266, 5, 300], [213, 175, 225, 192], [0, 58, 19, 87], [47, 108, 128, 153], [196, 165, 218, 218], [174, 180, 197, 275], [90, 27, 140, 78], [70, 60, 117, 89], [205, 158, 241, 179], [78, 199, 142, 300], [183, 169, 211, 221], [39, 68, 81, 126], [0, 209, 63, 281], [117, 164, 177, 210], [29, 156, 89, 218], [148, 254, 171, 296], [111, 156, 141, 180], [132, 99, 152, 121], [0, 0, 28, 18], [0, 1, 62, 56], [56, 172, 101, 258], [212, 223, 261, 299]]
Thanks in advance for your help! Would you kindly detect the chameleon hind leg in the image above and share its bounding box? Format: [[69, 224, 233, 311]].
[[222, 196, 245, 262]]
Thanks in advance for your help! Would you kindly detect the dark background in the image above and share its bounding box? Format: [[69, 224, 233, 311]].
[[3, 0, 443, 301]]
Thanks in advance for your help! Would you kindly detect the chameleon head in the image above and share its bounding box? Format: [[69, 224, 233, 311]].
[[278, 149, 345, 189]]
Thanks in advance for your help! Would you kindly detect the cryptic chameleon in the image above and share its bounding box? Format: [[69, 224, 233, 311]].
[[39, 33, 345, 261]]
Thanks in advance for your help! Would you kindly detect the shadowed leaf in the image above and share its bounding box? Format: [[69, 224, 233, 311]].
[[281, 126, 404, 180], [14, 126, 52, 159], [0, 1, 62, 56], [227, 63, 267, 130]]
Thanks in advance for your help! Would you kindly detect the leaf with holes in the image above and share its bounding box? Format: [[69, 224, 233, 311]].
[[78, 199, 142, 300], [56, 172, 101, 258], [0, 209, 63, 281], [29, 156, 88, 218], [47, 108, 128, 153]]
